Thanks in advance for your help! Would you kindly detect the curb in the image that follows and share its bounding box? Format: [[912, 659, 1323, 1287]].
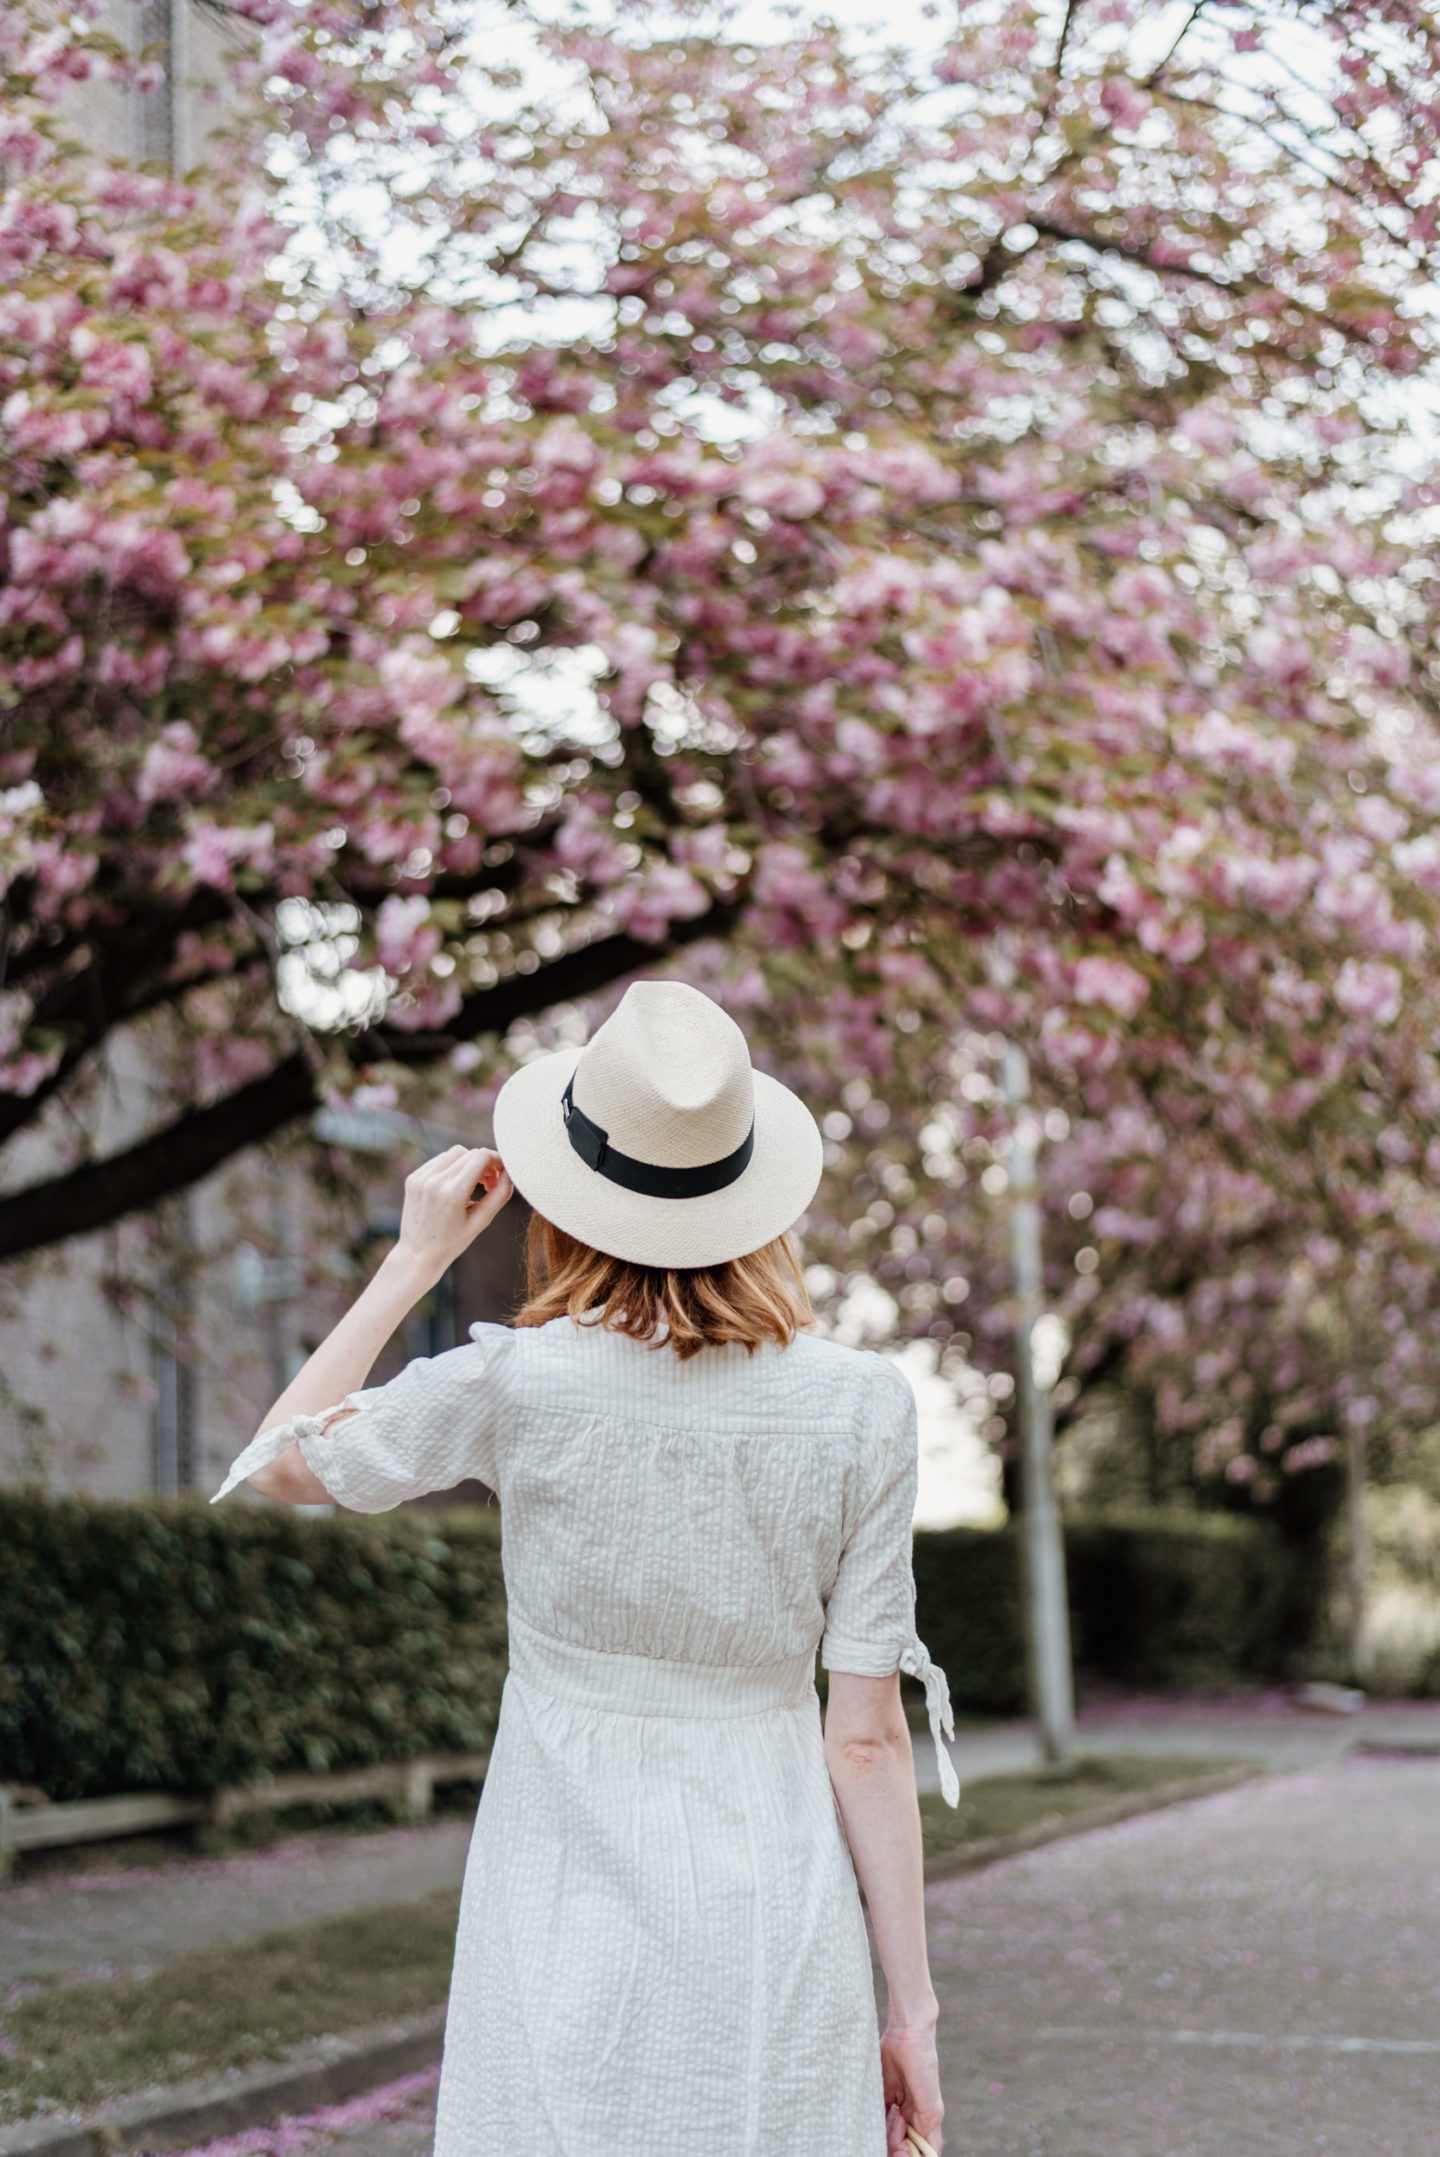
[[922, 1763, 1262, 1884], [0, 2013, 447, 2157]]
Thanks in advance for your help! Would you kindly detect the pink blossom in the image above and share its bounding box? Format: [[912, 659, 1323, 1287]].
[[555, 801, 636, 887], [1217, 854, 1315, 915], [611, 862, 711, 943], [182, 821, 276, 890], [165, 2067, 439, 2157], [1176, 404, 1239, 456], [0, 1046, 63, 1095], [1245, 626, 1313, 686], [375, 893, 441, 976], [1099, 76, 1149, 131], [739, 467, 826, 521], [193, 1034, 277, 1095], [1333, 958, 1402, 1027], [1072, 956, 1151, 1019], [1344, 625, 1409, 689], [351, 1080, 400, 1114], [137, 722, 215, 805], [1393, 833, 1440, 891], [1283, 1437, 1337, 1473], [387, 974, 463, 1029], [1190, 711, 1296, 782]]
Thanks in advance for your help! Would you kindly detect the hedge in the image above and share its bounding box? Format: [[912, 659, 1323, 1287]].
[[0, 1494, 506, 1803], [914, 1508, 1323, 1714], [1, 1493, 1319, 1803]]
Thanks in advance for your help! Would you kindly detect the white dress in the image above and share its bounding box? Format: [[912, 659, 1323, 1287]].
[[215, 1318, 958, 2157]]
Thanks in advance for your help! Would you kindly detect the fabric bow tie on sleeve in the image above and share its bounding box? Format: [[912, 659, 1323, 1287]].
[[899, 1638, 960, 1807], [209, 1397, 361, 1503]]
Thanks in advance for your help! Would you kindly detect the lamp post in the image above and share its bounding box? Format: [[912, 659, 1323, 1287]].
[[1344, 1401, 1374, 1687], [989, 945, 1075, 1766]]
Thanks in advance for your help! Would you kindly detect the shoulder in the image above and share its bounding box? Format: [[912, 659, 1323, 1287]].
[[394, 1326, 518, 1393], [467, 1319, 521, 1358], [863, 1349, 917, 1417], [770, 1330, 871, 1392], [786, 1331, 913, 1390], [778, 1335, 916, 1421], [471, 1315, 603, 1360], [854, 1352, 918, 1458], [466, 1314, 602, 1380]]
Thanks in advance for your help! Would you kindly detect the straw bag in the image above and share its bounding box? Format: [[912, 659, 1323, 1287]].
[[903, 2131, 940, 2157]]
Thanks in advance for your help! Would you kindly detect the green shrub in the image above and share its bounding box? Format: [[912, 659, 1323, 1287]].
[[1, 1492, 1324, 1803], [1063, 1507, 1321, 1690], [914, 1509, 1321, 1713], [910, 1525, 1028, 1712], [0, 1492, 507, 1802]]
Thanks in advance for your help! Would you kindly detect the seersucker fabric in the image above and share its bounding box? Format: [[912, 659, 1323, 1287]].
[[213, 1317, 958, 2157]]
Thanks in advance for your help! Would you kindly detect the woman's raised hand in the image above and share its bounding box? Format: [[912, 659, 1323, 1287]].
[[395, 1145, 514, 1281]]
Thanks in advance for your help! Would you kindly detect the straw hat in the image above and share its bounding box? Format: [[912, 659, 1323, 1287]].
[[492, 980, 823, 1269]]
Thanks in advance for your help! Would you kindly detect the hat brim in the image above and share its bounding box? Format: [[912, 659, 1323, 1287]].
[[492, 1050, 824, 1269]]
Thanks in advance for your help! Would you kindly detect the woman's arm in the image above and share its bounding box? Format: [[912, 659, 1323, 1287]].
[[246, 1146, 512, 1504], [824, 1669, 944, 2154]]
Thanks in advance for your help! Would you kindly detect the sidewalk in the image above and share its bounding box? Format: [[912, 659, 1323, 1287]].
[[1, 1820, 473, 1988], [913, 1689, 1440, 1793]]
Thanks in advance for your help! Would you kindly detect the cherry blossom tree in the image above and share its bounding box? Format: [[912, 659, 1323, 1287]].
[[773, 987, 1440, 1519], [1, 0, 1437, 1294]]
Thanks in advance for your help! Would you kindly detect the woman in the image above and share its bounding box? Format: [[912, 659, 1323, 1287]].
[[215, 980, 957, 2156]]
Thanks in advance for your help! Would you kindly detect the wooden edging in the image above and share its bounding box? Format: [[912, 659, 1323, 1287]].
[[922, 1762, 1261, 1883], [0, 2012, 448, 2157], [0, 1751, 491, 1868]]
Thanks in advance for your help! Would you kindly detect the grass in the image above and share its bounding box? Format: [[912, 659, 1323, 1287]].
[[0, 1892, 461, 2126], [919, 1750, 1244, 1865]]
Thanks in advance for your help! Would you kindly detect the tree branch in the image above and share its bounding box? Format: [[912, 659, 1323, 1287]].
[[0, 1054, 318, 1265], [0, 902, 741, 1261]]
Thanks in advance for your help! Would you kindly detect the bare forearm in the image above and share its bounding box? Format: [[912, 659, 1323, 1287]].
[[256, 1246, 436, 1436], [826, 1734, 938, 2029], [236, 1144, 512, 1507], [245, 1248, 434, 1501]]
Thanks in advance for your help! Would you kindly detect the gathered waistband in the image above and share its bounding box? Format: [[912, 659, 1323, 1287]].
[[506, 1610, 817, 1720]]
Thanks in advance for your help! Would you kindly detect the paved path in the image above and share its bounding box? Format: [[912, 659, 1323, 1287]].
[[0, 1821, 474, 1985], [926, 1756, 1440, 2155], [225, 1753, 1440, 2157], [7, 1696, 1438, 1988], [914, 1690, 1440, 1793]]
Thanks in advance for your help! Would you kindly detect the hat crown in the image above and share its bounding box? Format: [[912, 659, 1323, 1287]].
[[572, 983, 754, 1170]]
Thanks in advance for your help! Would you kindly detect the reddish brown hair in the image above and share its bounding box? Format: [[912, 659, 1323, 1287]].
[[515, 1213, 813, 1360]]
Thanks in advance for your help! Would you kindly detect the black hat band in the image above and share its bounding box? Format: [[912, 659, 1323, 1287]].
[[561, 1073, 755, 1199]]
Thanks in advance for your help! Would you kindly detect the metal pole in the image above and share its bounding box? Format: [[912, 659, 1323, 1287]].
[[1000, 1035, 1076, 1765], [1345, 1415, 1372, 1687]]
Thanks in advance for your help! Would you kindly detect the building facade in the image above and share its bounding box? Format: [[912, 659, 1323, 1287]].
[[64, 0, 248, 173], [0, 1075, 527, 1503]]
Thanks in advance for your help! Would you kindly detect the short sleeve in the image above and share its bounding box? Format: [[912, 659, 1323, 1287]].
[[211, 1321, 515, 1513], [821, 1352, 960, 1806], [820, 1355, 919, 1678]]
